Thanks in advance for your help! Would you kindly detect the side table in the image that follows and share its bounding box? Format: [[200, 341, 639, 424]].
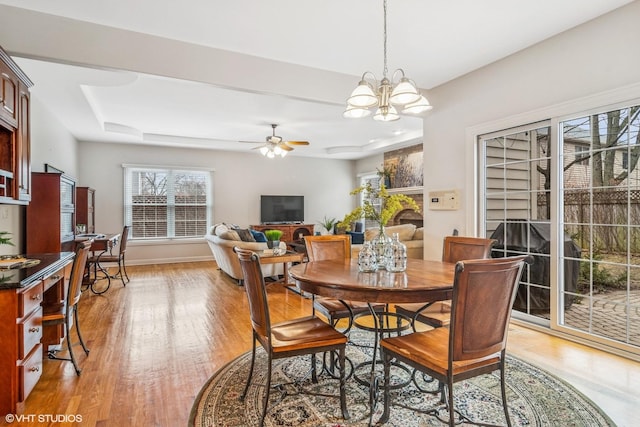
[[258, 250, 304, 287]]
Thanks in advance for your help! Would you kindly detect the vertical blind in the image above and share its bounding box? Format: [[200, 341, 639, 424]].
[[123, 165, 212, 239]]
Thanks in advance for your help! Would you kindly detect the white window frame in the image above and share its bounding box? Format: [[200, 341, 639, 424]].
[[123, 164, 213, 240], [466, 82, 640, 360]]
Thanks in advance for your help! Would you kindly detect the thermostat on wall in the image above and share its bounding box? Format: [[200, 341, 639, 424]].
[[428, 189, 460, 210]]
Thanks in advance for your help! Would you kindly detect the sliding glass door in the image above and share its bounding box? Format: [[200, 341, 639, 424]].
[[478, 104, 640, 355]]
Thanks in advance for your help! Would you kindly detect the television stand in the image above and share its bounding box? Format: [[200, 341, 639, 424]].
[[251, 223, 315, 242]]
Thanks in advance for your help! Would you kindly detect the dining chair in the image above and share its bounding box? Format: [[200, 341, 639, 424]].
[[235, 247, 349, 426], [395, 236, 496, 329], [380, 255, 531, 426], [42, 240, 93, 375], [304, 234, 385, 334], [89, 225, 130, 288]]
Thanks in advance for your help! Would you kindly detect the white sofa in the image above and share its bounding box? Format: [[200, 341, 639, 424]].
[[351, 223, 424, 260], [204, 224, 285, 283]]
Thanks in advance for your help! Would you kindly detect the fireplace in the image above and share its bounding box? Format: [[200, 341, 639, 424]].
[[389, 193, 424, 227]]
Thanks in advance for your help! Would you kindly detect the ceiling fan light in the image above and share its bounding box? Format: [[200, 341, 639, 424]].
[[389, 77, 421, 105], [347, 80, 378, 108], [266, 150, 275, 159], [373, 105, 399, 122], [343, 105, 372, 119], [402, 95, 433, 114], [273, 145, 282, 155], [259, 146, 269, 156], [280, 150, 288, 158]]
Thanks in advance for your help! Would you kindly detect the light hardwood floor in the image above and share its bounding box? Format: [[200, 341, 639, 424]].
[[9, 261, 640, 427]]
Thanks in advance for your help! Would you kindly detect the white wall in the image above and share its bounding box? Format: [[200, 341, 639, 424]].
[[421, 0, 640, 260], [0, 98, 78, 255], [77, 141, 355, 264], [30, 97, 79, 176]]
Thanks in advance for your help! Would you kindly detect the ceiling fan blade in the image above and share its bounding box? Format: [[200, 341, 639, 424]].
[[239, 140, 262, 144], [251, 145, 267, 150], [279, 143, 294, 151], [285, 140, 310, 146]]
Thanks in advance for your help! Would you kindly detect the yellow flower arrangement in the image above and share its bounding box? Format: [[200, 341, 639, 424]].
[[339, 182, 420, 230]]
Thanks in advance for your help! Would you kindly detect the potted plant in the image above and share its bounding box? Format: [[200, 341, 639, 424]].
[[377, 163, 396, 189], [339, 182, 420, 265], [0, 231, 14, 247], [339, 182, 420, 233], [317, 216, 338, 234], [264, 229, 283, 249]]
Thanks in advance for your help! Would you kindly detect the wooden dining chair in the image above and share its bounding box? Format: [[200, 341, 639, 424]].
[[304, 234, 385, 334], [235, 247, 349, 426], [395, 236, 496, 329], [381, 255, 531, 426], [42, 240, 93, 375]]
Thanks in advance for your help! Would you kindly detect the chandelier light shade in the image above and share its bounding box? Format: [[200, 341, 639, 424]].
[[344, 0, 432, 121], [259, 144, 287, 158]]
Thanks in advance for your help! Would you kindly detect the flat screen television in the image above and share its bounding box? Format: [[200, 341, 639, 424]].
[[260, 195, 304, 224]]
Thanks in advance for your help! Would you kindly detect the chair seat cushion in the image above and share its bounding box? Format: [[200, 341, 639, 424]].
[[381, 328, 501, 377], [270, 316, 347, 353], [314, 297, 385, 317], [395, 301, 451, 327], [89, 255, 120, 263]]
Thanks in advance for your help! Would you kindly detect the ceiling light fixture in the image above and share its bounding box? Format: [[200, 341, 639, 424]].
[[259, 144, 288, 158], [344, 0, 432, 122]]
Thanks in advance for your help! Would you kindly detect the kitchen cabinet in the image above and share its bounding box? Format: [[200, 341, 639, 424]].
[[0, 253, 74, 416], [0, 45, 32, 204]]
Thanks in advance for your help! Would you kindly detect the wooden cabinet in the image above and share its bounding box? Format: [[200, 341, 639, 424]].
[[27, 173, 76, 253], [0, 58, 18, 127], [76, 187, 95, 233], [0, 253, 73, 416], [0, 45, 32, 204], [251, 224, 315, 242]]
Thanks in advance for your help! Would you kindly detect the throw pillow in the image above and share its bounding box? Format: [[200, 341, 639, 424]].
[[235, 228, 256, 242], [214, 224, 229, 236], [250, 229, 267, 242], [413, 227, 424, 240], [219, 230, 241, 241], [385, 223, 417, 241]]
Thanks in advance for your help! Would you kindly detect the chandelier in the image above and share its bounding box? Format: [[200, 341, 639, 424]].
[[344, 0, 432, 122]]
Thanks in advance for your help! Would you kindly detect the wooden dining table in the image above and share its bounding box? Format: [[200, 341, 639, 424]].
[[289, 258, 455, 304], [289, 257, 456, 425]]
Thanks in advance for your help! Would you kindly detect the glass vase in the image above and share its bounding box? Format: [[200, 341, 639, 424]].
[[358, 241, 378, 272], [371, 225, 392, 269], [385, 232, 407, 272]]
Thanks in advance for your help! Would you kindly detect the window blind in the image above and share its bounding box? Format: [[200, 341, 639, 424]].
[[123, 165, 212, 239]]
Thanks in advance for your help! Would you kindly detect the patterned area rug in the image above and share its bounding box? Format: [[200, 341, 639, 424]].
[[189, 332, 615, 427]]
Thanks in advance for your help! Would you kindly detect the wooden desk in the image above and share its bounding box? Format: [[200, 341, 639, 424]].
[[0, 252, 75, 416], [75, 233, 120, 253], [75, 233, 120, 294]]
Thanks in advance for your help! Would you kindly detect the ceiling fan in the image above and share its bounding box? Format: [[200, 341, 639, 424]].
[[240, 124, 309, 158]]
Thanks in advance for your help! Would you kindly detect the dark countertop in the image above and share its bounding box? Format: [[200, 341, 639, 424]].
[[0, 252, 75, 290]]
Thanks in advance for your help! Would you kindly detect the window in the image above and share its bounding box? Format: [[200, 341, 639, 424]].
[[575, 145, 590, 165], [359, 173, 381, 229], [123, 165, 212, 239]]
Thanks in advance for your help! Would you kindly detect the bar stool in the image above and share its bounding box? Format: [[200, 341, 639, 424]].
[[42, 240, 92, 375]]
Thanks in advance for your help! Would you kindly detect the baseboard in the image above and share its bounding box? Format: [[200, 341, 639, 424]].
[[106, 256, 214, 266]]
